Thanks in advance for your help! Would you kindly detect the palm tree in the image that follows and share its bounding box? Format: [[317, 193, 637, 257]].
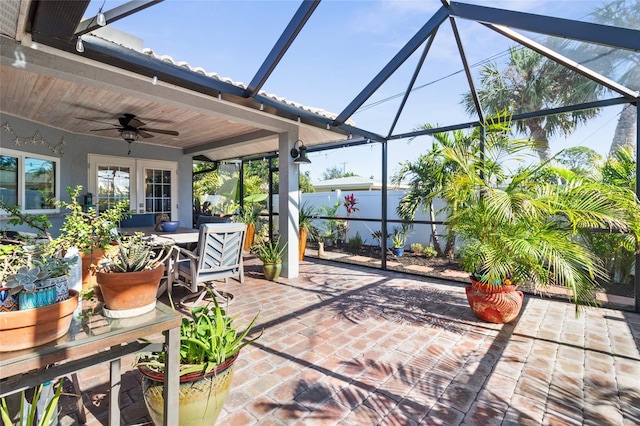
[[587, 0, 639, 154], [431, 117, 638, 310], [462, 47, 602, 161]]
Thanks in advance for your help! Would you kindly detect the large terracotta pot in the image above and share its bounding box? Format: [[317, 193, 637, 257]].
[[262, 262, 282, 281], [243, 223, 255, 251], [139, 353, 238, 425], [0, 290, 79, 352], [298, 228, 308, 261], [96, 265, 164, 317], [465, 279, 524, 324]]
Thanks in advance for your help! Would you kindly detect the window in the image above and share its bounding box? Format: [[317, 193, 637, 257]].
[[0, 148, 59, 213]]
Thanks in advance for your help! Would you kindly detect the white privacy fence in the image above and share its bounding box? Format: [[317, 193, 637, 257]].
[[271, 190, 449, 248]]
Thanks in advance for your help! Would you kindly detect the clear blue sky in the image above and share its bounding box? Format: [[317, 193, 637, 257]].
[[88, 0, 628, 182]]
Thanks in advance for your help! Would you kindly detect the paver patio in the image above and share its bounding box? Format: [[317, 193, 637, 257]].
[[59, 256, 640, 425]]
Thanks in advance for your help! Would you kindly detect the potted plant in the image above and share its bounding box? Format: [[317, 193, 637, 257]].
[[390, 226, 409, 257], [50, 186, 130, 291], [237, 205, 259, 250], [255, 238, 287, 281], [95, 233, 172, 318], [298, 202, 317, 260], [0, 248, 79, 352], [429, 115, 639, 322], [134, 292, 262, 425]]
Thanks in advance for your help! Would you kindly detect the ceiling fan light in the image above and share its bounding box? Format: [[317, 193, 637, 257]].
[[97, 12, 107, 27], [120, 129, 138, 142]]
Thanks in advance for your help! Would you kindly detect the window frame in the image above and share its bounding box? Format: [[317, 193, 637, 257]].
[[0, 147, 60, 214]]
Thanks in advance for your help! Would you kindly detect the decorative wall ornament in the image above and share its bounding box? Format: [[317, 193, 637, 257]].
[[1, 122, 66, 156]]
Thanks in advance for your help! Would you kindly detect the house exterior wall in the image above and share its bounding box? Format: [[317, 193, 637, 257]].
[[0, 113, 193, 236]]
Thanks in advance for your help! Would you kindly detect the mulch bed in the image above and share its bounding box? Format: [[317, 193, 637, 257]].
[[310, 243, 635, 299]]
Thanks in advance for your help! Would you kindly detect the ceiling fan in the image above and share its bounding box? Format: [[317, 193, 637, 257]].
[[79, 113, 179, 154]]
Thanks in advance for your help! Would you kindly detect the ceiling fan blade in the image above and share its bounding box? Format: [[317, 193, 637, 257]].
[[137, 130, 155, 138], [119, 114, 146, 128], [90, 128, 121, 132], [77, 117, 119, 126], [141, 128, 179, 136]]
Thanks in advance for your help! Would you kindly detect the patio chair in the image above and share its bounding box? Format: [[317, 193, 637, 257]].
[[171, 222, 246, 306]]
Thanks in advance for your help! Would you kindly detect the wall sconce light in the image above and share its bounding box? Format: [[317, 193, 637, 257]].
[[290, 140, 311, 164]]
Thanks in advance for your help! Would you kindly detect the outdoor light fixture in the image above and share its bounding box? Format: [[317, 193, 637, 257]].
[[120, 129, 138, 143], [97, 11, 107, 26], [151, 75, 158, 85], [75, 37, 84, 53], [290, 140, 311, 164]]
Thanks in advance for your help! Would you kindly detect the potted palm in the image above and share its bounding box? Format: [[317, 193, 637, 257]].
[[135, 293, 262, 425], [255, 238, 287, 281], [430, 115, 639, 322], [298, 202, 317, 260], [95, 233, 172, 318]]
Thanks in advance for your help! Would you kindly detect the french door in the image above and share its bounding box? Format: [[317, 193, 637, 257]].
[[88, 155, 178, 219]]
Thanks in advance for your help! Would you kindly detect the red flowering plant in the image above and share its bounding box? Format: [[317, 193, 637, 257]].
[[342, 194, 359, 242]]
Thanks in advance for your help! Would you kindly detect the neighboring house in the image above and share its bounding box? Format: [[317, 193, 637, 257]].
[[312, 176, 408, 192]]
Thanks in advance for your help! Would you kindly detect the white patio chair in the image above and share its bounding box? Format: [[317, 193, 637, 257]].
[[171, 222, 246, 306]]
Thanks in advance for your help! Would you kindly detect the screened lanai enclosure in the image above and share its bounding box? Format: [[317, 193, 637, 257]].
[[1, 0, 639, 311]]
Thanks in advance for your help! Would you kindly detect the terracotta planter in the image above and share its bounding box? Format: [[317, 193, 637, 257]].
[[298, 228, 308, 261], [139, 353, 238, 425], [243, 223, 255, 251], [0, 290, 79, 352], [96, 265, 164, 317], [80, 248, 105, 291], [262, 262, 282, 281], [465, 279, 524, 324]]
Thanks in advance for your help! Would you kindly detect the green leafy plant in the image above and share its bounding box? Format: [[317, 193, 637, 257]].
[[97, 233, 171, 273], [348, 231, 364, 249], [410, 243, 424, 254], [1, 381, 63, 426], [135, 291, 262, 377], [299, 202, 318, 241], [423, 244, 438, 258], [254, 238, 287, 264], [390, 226, 409, 248], [50, 186, 130, 255]]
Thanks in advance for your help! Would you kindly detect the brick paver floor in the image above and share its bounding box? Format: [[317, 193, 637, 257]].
[[58, 256, 640, 425]]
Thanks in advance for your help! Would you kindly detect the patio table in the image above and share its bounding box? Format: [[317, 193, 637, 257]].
[[0, 301, 181, 426], [118, 226, 200, 245]]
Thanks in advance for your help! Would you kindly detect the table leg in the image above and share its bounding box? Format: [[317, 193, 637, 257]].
[[163, 327, 180, 425], [109, 358, 121, 426]]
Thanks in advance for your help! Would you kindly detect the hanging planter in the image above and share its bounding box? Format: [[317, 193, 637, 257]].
[[465, 279, 524, 324]]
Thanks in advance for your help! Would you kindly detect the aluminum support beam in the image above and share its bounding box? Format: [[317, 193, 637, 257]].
[[333, 6, 449, 126], [487, 24, 638, 100], [76, 1, 163, 36], [387, 30, 438, 138], [245, 0, 320, 98], [390, 97, 631, 141], [450, 17, 485, 123], [448, 1, 640, 52]]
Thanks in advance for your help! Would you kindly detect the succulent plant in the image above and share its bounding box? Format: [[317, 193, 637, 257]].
[[97, 233, 171, 273], [6, 265, 50, 295]]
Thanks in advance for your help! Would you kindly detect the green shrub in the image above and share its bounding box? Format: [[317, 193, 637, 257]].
[[423, 245, 438, 258], [348, 232, 364, 249], [410, 243, 424, 254]]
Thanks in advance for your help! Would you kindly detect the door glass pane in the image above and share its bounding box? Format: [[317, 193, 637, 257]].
[[97, 165, 130, 213], [24, 157, 55, 209], [0, 155, 18, 207], [145, 168, 172, 219]]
